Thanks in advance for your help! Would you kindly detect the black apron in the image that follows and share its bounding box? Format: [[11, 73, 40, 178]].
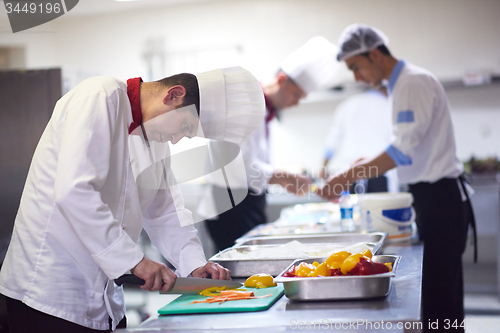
[[205, 186, 267, 252], [5, 297, 127, 333], [408, 175, 476, 332], [349, 175, 388, 194]]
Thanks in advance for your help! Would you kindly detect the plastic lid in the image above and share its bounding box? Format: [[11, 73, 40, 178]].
[[341, 191, 350, 196]]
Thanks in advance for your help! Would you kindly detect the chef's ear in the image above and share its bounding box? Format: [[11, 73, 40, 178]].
[[368, 48, 383, 64], [163, 85, 186, 104], [276, 71, 289, 85]]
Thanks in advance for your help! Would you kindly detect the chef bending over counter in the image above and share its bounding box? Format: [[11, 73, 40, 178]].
[[0, 67, 265, 332]]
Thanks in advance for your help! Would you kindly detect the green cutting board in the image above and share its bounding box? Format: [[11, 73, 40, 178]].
[[158, 284, 284, 315]]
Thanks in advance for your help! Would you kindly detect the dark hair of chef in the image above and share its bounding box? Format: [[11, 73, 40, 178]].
[[157, 73, 200, 116]]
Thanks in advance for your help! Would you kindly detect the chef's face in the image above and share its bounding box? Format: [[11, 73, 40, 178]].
[[275, 77, 307, 110], [345, 53, 385, 87], [143, 106, 199, 145]]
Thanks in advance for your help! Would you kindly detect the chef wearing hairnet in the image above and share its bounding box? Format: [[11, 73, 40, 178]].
[[319, 24, 476, 332], [200, 37, 341, 252], [0, 67, 265, 332]]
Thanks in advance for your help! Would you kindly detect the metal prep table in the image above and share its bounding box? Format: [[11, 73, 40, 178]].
[[117, 242, 423, 333]]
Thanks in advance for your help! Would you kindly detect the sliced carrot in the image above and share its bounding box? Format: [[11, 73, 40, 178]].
[[188, 292, 272, 305], [219, 290, 254, 297]]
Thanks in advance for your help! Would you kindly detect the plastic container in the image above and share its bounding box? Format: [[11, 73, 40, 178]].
[[358, 193, 415, 242], [339, 191, 356, 232]]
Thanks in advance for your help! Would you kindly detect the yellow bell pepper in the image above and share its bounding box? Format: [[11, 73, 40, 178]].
[[340, 253, 368, 275], [199, 286, 226, 296], [384, 263, 393, 272], [308, 262, 331, 277], [361, 249, 373, 259], [325, 251, 352, 269], [244, 273, 277, 288], [294, 262, 316, 277]]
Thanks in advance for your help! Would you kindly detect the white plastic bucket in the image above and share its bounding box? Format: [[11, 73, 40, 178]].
[[358, 193, 415, 242]]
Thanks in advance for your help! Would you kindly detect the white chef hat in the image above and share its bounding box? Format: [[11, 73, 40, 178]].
[[280, 36, 340, 94], [195, 66, 265, 144], [337, 23, 390, 62]]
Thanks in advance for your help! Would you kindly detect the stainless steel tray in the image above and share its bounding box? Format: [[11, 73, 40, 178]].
[[235, 222, 341, 243], [275, 255, 400, 301], [210, 232, 387, 277], [235, 232, 386, 247]]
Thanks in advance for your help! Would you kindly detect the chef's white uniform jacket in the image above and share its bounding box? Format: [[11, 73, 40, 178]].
[[198, 107, 274, 219], [384, 60, 463, 184], [324, 90, 398, 192], [244, 108, 276, 194], [0, 77, 207, 330]]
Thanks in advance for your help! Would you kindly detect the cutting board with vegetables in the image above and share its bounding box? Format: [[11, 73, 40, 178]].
[[158, 285, 284, 315]]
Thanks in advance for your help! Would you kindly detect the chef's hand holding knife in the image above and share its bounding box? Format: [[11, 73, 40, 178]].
[[126, 257, 231, 292], [191, 262, 231, 280], [130, 256, 176, 292]]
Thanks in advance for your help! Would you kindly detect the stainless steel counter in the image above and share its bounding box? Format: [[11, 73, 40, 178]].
[[117, 242, 423, 332]]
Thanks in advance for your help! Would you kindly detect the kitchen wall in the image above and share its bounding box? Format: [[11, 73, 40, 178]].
[[1, 0, 499, 171], [270, 82, 500, 174]]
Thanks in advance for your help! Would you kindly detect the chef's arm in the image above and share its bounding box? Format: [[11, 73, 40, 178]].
[[318, 152, 396, 200], [142, 167, 207, 277], [54, 91, 144, 280], [143, 193, 231, 280]]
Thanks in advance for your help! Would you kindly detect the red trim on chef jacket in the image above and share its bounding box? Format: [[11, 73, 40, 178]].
[[127, 77, 143, 134], [264, 93, 277, 124]]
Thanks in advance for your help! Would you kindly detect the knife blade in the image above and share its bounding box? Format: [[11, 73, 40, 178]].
[[114, 274, 242, 294]]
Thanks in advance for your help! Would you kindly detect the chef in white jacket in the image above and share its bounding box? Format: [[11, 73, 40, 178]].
[[319, 24, 476, 333], [0, 67, 264, 332], [200, 37, 341, 251]]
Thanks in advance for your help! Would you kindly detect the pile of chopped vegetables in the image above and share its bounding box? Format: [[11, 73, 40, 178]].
[[282, 249, 393, 277]]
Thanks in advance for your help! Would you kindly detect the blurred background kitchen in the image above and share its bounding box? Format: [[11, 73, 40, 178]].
[[1, 0, 499, 331]]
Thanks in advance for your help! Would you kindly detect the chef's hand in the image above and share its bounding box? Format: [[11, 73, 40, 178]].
[[317, 175, 346, 201], [270, 173, 313, 196], [131, 256, 176, 292], [285, 174, 313, 196], [191, 262, 231, 280]]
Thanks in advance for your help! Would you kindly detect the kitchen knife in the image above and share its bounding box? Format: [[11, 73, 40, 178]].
[[114, 274, 242, 294]]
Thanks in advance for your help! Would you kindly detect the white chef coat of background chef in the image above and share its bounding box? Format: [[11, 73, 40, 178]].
[[182, 67, 266, 222], [386, 60, 463, 184], [198, 37, 341, 219], [324, 89, 399, 192]]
